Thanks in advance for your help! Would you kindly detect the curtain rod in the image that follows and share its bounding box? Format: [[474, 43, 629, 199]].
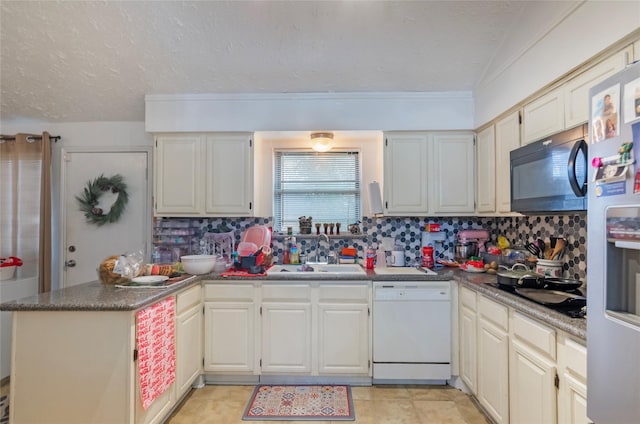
[[0, 135, 61, 143]]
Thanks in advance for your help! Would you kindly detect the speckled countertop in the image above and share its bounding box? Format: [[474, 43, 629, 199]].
[[0, 275, 200, 312], [0, 267, 586, 341]]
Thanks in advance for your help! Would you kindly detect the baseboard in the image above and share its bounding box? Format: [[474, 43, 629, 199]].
[[259, 375, 372, 386]]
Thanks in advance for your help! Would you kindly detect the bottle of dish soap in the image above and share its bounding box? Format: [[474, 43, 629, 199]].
[[290, 237, 300, 264]]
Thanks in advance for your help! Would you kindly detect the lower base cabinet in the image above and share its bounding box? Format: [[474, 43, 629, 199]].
[[477, 296, 510, 424], [509, 310, 557, 424], [204, 283, 258, 374], [557, 333, 589, 424], [204, 281, 371, 378], [261, 299, 313, 373], [457, 284, 589, 424], [459, 287, 478, 394], [317, 285, 370, 375], [175, 285, 203, 398]]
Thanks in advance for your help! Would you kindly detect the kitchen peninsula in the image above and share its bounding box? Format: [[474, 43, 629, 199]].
[[1, 268, 586, 424]]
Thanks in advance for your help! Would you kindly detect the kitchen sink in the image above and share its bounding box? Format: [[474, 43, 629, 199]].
[[266, 264, 366, 275]]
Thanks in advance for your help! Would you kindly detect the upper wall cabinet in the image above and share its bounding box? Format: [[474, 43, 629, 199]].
[[523, 45, 633, 144], [476, 126, 496, 213], [432, 133, 475, 214], [523, 89, 564, 144], [155, 133, 254, 217], [383, 133, 430, 215], [384, 131, 475, 216], [495, 112, 521, 213], [564, 45, 634, 129]]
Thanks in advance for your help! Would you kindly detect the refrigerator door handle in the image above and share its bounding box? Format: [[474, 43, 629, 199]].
[[568, 139, 588, 197]]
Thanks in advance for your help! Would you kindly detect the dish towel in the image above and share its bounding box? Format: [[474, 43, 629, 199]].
[[136, 297, 176, 410]]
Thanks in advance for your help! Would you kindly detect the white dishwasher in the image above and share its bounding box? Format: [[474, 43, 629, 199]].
[[372, 280, 451, 383]]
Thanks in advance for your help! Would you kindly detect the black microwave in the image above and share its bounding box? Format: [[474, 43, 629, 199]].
[[510, 124, 588, 213]]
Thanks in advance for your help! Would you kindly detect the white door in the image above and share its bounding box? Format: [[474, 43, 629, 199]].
[[62, 150, 150, 287]]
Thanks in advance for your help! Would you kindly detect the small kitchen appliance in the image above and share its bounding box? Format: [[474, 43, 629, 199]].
[[455, 229, 489, 261], [421, 231, 446, 261], [389, 244, 406, 267]]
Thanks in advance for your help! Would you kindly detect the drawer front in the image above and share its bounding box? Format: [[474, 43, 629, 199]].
[[262, 284, 311, 301], [511, 310, 556, 359], [204, 283, 255, 300], [176, 284, 202, 313], [562, 335, 587, 378], [478, 295, 508, 331], [460, 286, 477, 311], [318, 284, 369, 301]]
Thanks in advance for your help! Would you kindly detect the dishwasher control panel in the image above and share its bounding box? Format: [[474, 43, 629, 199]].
[[373, 281, 450, 301]]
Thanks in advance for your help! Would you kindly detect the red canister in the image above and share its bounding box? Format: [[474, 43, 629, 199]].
[[366, 246, 376, 269], [422, 246, 434, 269]]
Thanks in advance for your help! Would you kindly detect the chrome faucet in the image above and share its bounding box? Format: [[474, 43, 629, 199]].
[[313, 233, 330, 264]]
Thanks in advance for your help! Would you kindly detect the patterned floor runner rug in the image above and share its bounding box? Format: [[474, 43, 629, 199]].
[[243, 385, 354, 421]]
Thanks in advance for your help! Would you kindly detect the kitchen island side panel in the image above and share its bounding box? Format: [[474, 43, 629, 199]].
[[10, 311, 135, 424]]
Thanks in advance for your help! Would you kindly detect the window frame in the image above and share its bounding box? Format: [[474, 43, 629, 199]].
[[272, 148, 363, 233]]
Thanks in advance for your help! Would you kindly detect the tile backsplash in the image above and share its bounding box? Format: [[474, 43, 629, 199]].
[[155, 213, 587, 281]]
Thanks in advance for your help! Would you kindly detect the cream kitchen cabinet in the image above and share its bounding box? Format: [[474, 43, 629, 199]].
[[564, 45, 633, 129], [261, 284, 313, 374], [557, 333, 589, 424], [203, 283, 258, 375], [459, 286, 478, 394], [523, 88, 565, 145], [383, 131, 475, 215], [509, 310, 557, 424], [432, 133, 475, 214], [203, 281, 371, 380], [317, 284, 370, 375], [154, 133, 253, 217], [523, 45, 632, 144], [477, 295, 510, 424], [476, 126, 495, 213], [175, 284, 203, 398], [457, 282, 589, 424], [154, 134, 203, 214], [383, 133, 430, 215], [495, 111, 521, 213]]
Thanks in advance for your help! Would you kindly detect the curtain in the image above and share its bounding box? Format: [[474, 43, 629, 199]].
[[0, 132, 52, 292]]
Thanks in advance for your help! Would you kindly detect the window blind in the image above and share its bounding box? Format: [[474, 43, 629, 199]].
[[274, 151, 361, 232], [0, 156, 42, 268]]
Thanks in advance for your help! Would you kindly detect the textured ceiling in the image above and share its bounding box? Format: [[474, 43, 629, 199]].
[[1, 1, 531, 122]]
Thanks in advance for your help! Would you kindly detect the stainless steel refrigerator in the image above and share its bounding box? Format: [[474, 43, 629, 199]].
[[587, 60, 640, 423]]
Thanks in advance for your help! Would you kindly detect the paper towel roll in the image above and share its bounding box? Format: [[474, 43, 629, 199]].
[[368, 181, 383, 215]]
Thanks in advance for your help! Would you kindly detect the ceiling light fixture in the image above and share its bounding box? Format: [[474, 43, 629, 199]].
[[310, 132, 334, 152]]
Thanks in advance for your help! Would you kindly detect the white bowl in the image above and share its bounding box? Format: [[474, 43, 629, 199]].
[[181, 255, 217, 275]]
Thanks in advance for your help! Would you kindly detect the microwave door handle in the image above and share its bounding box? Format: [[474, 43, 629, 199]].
[[567, 139, 588, 197]]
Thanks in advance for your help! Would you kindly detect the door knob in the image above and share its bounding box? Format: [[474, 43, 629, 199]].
[[65, 259, 76, 268]]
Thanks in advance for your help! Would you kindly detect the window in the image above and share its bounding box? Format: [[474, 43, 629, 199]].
[[0, 144, 42, 274], [274, 151, 361, 232]]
